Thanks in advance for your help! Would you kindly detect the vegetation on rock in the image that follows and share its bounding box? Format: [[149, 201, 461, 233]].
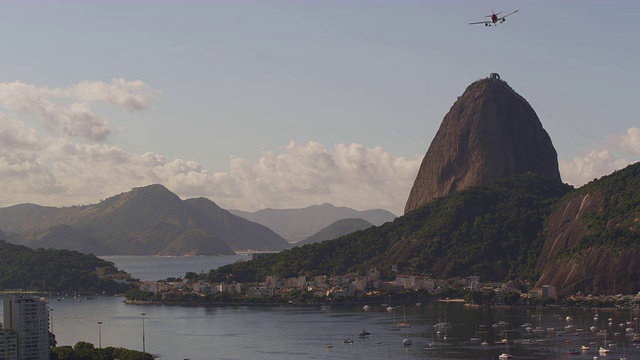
[[207, 173, 571, 284]]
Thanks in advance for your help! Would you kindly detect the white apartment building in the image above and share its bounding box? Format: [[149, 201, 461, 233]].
[[3, 296, 50, 360]]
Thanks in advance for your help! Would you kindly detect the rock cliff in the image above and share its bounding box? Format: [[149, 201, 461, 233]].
[[535, 162, 640, 295], [405, 75, 561, 214]]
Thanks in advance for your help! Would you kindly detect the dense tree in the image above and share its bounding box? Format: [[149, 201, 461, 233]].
[[50, 342, 152, 360], [206, 174, 571, 284], [0, 241, 133, 293]]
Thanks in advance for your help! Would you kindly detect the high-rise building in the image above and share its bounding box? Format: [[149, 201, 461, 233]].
[[2, 296, 50, 360], [0, 324, 18, 360]]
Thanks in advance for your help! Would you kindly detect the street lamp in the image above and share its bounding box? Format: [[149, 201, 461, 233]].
[[141, 313, 146, 353], [97, 321, 103, 349]]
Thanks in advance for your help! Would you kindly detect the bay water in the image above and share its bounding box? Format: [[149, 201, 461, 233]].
[[1, 255, 638, 360]]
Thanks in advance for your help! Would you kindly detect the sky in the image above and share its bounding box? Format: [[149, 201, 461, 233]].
[[0, 0, 638, 216]]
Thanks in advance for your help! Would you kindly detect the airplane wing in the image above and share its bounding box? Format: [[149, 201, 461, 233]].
[[469, 20, 491, 25], [498, 9, 519, 20]]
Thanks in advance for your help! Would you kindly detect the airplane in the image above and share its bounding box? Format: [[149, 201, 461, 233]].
[[469, 9, 518, 26]]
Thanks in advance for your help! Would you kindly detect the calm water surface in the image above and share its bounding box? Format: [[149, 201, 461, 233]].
[[100, 254, 247, 281], [3, 256, 639, 359], [2, 298, 639, 360]]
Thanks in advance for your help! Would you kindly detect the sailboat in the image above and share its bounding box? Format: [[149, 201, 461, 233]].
[[434, 311, 452, 335], [598, 330, 610, 355], [395, 305, 412, 328], [498, 331, 513, 359]]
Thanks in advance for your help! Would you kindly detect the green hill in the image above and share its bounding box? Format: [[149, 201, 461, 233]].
[[0, 240, 132, 293], [208, 173, 571, 283]]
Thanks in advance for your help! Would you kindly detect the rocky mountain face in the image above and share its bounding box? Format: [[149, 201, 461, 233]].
[[536, 246, 640, 296], [230, 203, 396, 242], [0, 184, 289, 255], [535, 162, 640, 295], [405, 75, 561, 214]]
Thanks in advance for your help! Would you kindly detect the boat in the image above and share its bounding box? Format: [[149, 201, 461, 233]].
[[581, 345, 590, 351], [567, 348, 580, 355], [434, 321, 452, 332], [402, 338, 412, 346], [324, 344, 332, 348], [598, 346, 610, 355], [388, 308, 400, 331], [343, 338, 354, 344], [362, 304, 370, 311], [386, 295, 394, 312], [498, 332, 512, 359], [423, 341, 436, 351], [358, 329, 370, 337], [395, 305, 412, 328]]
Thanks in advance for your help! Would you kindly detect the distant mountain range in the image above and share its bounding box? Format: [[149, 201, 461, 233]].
[[0, 184, 289, 255], [297, 218, 373, 246], [230, 204, 396, 242]]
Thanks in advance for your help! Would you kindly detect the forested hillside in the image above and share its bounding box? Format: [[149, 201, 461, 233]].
[[0, 240, 133, 293], [207, 173, 571, 283]]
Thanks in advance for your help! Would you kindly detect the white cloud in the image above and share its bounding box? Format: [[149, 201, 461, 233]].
[[63, 78, 156, 111], [0, 79, 155, 141], [615, 127, 640, 155], [212, 141, 421, 214], [0, 78, 418, 214], [144, 140, 421, 215], [560, 127, 640, 187], [560, 150, 631, 187], [0, 125, 420, 215]]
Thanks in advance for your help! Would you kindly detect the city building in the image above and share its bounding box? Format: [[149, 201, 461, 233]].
[[3, 296, 50, 360], [0, 324, 18, 360]]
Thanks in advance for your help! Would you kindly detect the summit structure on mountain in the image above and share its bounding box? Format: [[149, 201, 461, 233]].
[[405, 74, 561, 214]]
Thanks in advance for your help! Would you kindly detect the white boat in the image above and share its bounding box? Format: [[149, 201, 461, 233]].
[[434, 322, 452, 332], [598, 346, 610, 355], [497, 331, 513, 359], [362, 304, 370, 311], [385, 295, 394, 312], [402, 338, 412, 346]]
